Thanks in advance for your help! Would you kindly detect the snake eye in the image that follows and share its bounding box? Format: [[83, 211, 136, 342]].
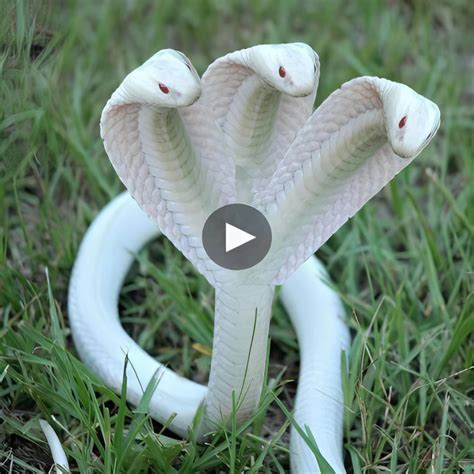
[[399, 116, 407, 128], [185, 63, 192, 71], [278, 66, 286, 78], [159, 83, 170, 94]]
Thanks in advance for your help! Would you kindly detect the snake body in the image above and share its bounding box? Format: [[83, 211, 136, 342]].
[[68, 192, 349, 471], [68, 45, 440, 472]]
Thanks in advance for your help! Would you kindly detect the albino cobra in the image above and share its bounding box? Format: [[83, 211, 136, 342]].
[[68, 44, 440, 472]]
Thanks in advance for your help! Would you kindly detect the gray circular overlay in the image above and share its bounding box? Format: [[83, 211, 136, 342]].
[[202, 204, 272, 271]]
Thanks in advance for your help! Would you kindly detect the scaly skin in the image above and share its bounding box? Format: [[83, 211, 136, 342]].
[[69, 45, 440, 473]]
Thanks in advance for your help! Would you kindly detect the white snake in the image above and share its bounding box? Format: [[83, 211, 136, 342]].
[[68, 45, 440, 472]]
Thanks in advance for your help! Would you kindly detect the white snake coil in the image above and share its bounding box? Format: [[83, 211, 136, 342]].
[[68, 44, 440, 472]]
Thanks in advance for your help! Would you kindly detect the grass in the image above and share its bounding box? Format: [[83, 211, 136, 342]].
[[0, 0, 473, 472]]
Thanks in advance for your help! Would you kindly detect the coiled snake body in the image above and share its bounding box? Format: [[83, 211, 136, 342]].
[[69, 45, 440, 472]]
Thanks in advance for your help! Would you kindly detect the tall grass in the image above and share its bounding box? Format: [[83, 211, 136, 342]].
[[1, 0, 472, 471]]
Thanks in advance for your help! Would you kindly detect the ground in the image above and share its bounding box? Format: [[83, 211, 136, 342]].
[[0, 0, 473, 472]]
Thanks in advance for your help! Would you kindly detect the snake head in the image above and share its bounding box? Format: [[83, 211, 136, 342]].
[[381, 81, 441, 159], [248, 43, 319, 97], [121, 49, 202, 107]]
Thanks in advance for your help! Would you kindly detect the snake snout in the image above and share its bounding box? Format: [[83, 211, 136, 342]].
[[178, 87, 202, 107]]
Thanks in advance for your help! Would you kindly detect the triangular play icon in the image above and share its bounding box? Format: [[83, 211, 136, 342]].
[[225, 223, 256, 252]]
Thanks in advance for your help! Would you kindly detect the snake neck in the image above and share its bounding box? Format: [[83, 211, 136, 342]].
[[201, 283, 274, 432], [137, 105, 207, 209], [222, 75, 281, 203], [143, 107, 192, 156]]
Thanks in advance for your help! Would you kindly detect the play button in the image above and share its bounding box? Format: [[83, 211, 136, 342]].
[[202, 204, 272, 270], [225, 223, 256, 252]]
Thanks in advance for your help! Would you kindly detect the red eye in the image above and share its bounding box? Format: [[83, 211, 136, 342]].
[[399, 116, 407, 128], [278, 66, 286, 78], [159, 83, 170, 94]]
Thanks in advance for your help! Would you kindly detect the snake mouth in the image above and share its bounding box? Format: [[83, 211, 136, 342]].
[[175, 90, 202, 108], [423, 116, 441, 147]]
